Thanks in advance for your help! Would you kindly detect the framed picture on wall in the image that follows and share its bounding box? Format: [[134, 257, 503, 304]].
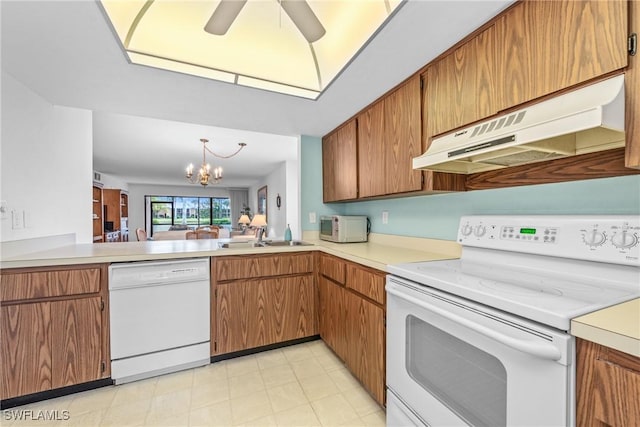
[[257, 186, 267, 218]]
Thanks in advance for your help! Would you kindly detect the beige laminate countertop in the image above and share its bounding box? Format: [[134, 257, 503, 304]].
[[0, 232, 462, 272], [571, 298, 640, 358]]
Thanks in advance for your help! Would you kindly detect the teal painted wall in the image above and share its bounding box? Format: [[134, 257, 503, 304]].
[[300, 135, 640, 240]]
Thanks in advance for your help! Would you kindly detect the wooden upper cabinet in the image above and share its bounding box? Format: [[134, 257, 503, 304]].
[[322, 119, 358, 202], [626, 0, 640, 169], [357, 75, 422, 198], [385, 75, 423, 194], [426, 25, 498, 138], [357, 100, 386, 198], [496, 0, 628, 112]]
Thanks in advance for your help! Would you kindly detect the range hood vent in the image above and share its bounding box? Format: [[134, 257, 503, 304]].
[[413, 75, 625, 174]]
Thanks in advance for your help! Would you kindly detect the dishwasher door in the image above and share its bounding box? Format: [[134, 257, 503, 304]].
[[109, 258, 210, 383]]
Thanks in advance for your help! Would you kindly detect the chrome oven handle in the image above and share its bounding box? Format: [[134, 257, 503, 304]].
[[387, 286, 562, 361]]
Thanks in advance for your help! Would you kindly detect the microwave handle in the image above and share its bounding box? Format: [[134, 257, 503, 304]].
[[387, 286, 562, 361]]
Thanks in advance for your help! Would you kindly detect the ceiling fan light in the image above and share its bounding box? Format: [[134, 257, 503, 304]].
[[204, 0, 248, 35], [280, 0, 326, 43]]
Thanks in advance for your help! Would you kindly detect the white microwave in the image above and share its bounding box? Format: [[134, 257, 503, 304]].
[[319, 215, 368, 243]]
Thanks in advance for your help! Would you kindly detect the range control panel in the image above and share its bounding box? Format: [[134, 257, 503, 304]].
[[458, 215, 640, 266]]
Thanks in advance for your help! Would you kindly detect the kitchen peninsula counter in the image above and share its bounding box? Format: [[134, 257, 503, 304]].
[[0, 232, 462, 271]]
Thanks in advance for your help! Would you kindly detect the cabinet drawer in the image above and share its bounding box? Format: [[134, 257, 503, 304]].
[[1, 268, 101, 302], [346, 264, 386, 305], [215, 253, 313, 281], [320, 254, 346, 284]]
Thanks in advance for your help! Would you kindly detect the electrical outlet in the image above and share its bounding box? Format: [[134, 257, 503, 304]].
[[382, 211, 389, 224], [309, 212, 316, 224], [12, 210, 24, 229]]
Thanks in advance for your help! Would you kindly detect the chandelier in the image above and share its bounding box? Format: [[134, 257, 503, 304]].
[[185, 138, 246, 186]]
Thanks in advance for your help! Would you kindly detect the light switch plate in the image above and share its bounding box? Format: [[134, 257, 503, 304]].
[[12, 210, 24, 229], [309, 212, 316, 224], [382, 211, 389, 224]]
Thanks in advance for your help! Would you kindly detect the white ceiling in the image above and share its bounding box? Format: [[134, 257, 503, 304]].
[[1, 0, 513, 188]]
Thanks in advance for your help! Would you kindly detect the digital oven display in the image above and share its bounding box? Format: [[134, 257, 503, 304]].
[[520, 228, 536, 235]]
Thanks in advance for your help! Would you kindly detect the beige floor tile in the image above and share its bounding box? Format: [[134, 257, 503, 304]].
[[255, 349, 289, 370], [310, 394, 359, 426], [145, 388, 192, 424], [298, 374, 340, 402], [63, 408, 107, 427], [273, 403, 322, 427], [306, 341, 333, 357], [342, 387, 382, 417], [229, 390, 274, 425], [100, 398, 151, 427], [360, 409, 386, 427], [153, 370, 194, 396], [290, 358, 326, 381], [281, 344, 315, 362], [67, 386, 117, 415], [229, 371, 266, 399], [225, 355, 259, 378], [189, 400, 232, 427], [327, 368, 362, 393], [266, 381, 309, 413], [260, 363, 298, 389], [235, 413, 278, 426], [111, 378, 158, 407], [315, 353, 345, 373], [192, 362, 227, 386], [144, 410, 190, 426], [190, 381, 230, 410]]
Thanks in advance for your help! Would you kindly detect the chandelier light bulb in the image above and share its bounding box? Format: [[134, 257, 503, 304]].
[[184, 138, 246, 187]]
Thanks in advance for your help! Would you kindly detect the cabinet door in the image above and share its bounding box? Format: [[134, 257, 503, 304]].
[[1, 303, 52, 399], [496, 0, 628, 111], [318, 276, 346, 360], [322, 120, 358, 202], [385, 75, 423, 194], [626, 0, 640, 168], [216, 275, 316, 354], [344, 291, 385, 405], [51, 297, 104, 388], [426, 26, 497, 137], [358, 101, 386, 198]]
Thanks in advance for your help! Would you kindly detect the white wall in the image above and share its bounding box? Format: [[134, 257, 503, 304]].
[[95, 171, 129, 191], [285, 139, 301, 240], [1, 71, 93, 244], [250, 162, 289, 239], [127, 183, 230, 236]]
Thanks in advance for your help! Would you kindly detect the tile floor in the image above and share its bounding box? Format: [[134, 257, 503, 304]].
[[2, 340, 386, 427]]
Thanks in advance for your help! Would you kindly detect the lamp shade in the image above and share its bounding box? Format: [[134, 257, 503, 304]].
[[250, 214, 267, 227], [238, 215, 251, 225]]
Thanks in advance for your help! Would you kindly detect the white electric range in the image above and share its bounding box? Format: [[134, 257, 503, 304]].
[[386, 215, 639, 427]]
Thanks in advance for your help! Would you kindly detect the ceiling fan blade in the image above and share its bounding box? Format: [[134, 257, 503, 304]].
[[280, 0, 326, 43], [204, 0, 248, 35]]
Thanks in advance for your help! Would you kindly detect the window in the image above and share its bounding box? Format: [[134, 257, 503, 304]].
[[146, 195, 231, 236]]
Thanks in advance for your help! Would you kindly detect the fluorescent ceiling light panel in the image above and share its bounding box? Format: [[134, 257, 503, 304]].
[[99, 0, 403, 100]]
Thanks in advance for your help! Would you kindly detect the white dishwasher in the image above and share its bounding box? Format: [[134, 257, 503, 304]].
[[109, 258, 210, 384]]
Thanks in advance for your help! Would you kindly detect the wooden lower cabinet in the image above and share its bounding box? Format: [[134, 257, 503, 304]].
[[212, 253, 317, 355], [0, 265, 109, 400], [318, 254, 386, 406], [216, 275, 316, 354], [344, 291, 385, 405], [577, 338, 640, 426], [1, 303, 52, 398]]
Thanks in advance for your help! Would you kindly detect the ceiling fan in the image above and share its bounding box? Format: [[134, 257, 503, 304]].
[[204, 0, 326, 43]]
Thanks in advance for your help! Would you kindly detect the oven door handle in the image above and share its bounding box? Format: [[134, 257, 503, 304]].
[[387, 287, 562, 361]]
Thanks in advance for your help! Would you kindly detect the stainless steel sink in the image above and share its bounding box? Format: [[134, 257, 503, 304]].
[[218, 240, 313, 249], [262, 240, 313, 247]]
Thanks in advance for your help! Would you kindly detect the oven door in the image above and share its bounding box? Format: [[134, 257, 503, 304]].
[[386, 276, 574, 427]]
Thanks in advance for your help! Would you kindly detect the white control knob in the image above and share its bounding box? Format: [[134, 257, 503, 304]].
[[611, 231, 638, 249], [583, 230, 606, 247], [460, 224, 473, 236], [474, 225, 487, 237]]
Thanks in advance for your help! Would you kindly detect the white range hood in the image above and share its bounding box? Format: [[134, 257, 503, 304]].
[[413, 75, 625, 174]]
